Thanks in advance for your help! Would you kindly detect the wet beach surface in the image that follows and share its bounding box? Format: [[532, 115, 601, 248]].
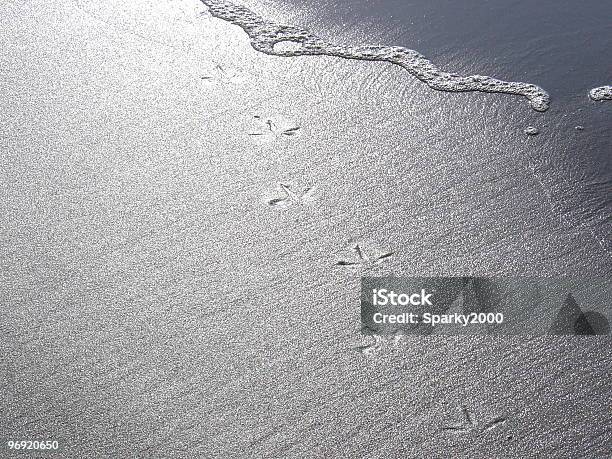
[[1, 0, 610, 457]]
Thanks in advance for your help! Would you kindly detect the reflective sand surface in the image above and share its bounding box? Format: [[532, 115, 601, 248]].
[[1, 1, 610, 457]]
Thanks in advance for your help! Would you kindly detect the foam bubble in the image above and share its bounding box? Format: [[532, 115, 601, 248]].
[[589, 86, 612, 101], [200, 0, 551, 111]]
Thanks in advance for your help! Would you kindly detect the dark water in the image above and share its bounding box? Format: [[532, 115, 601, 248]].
[[271, 0, 612, 97]]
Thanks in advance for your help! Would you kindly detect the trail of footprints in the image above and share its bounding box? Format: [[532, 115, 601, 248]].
[[37, 2, 607, 451], [197, 1, 608, 447], [262, 105, 606, 278], [266, 185, 395, 266], [258, 116, 396, 266]]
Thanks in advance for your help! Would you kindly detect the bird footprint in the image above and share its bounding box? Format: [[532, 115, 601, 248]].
[[442, 406, 507, 435], [200, 63, 247, 86], [268, 183, 315, 206], [248, 115, 301, 143], [336, 243, 394, 267]]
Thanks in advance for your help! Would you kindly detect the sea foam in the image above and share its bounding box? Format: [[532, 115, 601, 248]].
[[589, 86, 612, 101], [200, 0, 551, 112]]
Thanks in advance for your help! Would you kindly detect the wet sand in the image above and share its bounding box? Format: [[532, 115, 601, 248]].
[[1, 0, 610, 457]]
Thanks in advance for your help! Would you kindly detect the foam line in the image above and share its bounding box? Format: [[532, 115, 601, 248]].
[[200, 0, 551, 111]]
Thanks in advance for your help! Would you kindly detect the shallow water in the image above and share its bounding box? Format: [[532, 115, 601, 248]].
[[200, 0, 551, 111]]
